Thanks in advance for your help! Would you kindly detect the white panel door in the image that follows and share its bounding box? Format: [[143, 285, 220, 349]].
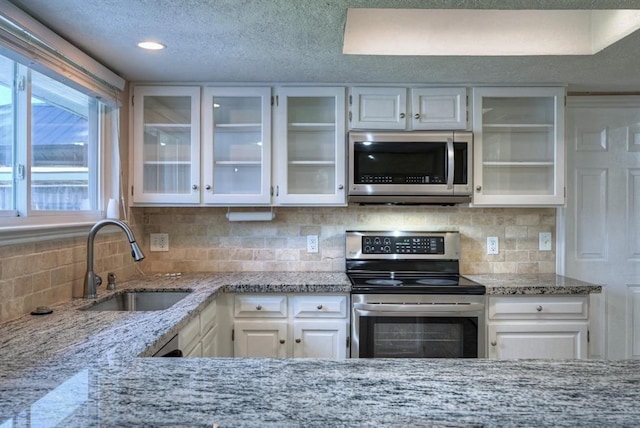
[[563, 96, 640, 359], [234, 321, 288, 358], [488, 323, 587, 359], [292, 321, 347, 359], [411, 87, 467, 130], [349, 87, 407, 130]]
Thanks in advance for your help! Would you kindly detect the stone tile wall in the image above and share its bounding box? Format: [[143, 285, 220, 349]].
[[0, 232, 140, 323], [132, 206, 557, 276], [0, 205, 556, 323]]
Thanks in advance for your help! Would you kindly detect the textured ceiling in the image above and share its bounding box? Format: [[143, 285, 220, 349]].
[[8, 0, 640, 91]]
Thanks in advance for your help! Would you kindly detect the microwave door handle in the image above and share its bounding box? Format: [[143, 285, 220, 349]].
[[446, 137, 454, 190]]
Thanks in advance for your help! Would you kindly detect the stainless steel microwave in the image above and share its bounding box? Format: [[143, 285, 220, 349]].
[[348, 131, 473, 205]]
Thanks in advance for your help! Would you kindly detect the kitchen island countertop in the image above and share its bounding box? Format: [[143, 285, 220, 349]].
[[0, 271, 616, 427]]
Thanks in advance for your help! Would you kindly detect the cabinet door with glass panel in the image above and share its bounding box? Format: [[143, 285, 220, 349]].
[[202, 87, 271, 205], [132, 86, 200, 204], [472, 87, 565, 206], [273, 87, 346, 205]]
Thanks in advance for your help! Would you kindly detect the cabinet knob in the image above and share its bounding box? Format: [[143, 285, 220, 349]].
[[205, 184, 212, 190], [536, 305, 543, 312], [280, 339, 285, 344], [338, 184, 344, 190], [475, 185, 482, 192], [317, 304, 323, 310], [295, 338, 301, 343], [399, 113, 405, 119], [192, 184, 198, 190], [414, 113, 420, 119], [256, 305, 262, 310], [491, 341, 497, 346]]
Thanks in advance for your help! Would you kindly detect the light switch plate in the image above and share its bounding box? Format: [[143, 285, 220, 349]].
[[150, 233, 169, 252], [539, 232, 552, 251], [487, 236, 499, 255]]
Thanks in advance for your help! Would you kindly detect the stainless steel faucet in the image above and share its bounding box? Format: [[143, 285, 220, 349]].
[[84, 219, 145, 299]]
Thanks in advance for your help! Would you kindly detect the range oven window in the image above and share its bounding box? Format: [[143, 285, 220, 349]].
[[359, 316, 479, 358]]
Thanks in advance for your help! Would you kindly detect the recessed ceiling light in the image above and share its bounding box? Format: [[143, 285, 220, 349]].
[[343, 9, 640, 56], [137, 41, 166, 50]]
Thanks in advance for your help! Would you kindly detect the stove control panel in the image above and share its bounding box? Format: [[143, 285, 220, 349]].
[[362, 235, 445, 254]]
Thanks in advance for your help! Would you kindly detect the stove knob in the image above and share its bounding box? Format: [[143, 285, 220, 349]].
[[383, 246, 391, 253], [374, 238, 381, 245]]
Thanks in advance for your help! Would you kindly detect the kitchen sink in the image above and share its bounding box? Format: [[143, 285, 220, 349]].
[[81, 290, 192, 312]]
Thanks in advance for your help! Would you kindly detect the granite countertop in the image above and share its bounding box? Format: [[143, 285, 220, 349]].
[[0, 271, 617, 427], [466, 273, 603, 295]]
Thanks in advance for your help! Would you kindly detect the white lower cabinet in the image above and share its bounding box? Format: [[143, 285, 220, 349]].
[[232, 294, 349, 359], [179, 299, 218, 357], [487, 296, 589, 359], [234, 321, 288, 358]]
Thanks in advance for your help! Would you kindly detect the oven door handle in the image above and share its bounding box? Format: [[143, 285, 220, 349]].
[[446, 136, 454, 190], [353, 302, 484, 313]]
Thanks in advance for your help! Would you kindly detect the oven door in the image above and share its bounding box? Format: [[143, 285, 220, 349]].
[[351, 294, 486, 358]]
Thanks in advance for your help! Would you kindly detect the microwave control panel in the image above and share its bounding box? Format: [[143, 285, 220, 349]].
[[357, 174, 446, 184]]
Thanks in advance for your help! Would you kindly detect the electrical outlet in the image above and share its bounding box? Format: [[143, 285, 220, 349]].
[[539, 232, 552, 251], [487, 236, 499, 255], [307, 235, 319, 253], [150, 233, 169, 252]]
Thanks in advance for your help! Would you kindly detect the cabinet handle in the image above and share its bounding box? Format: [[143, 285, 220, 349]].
[[205, 184, 211, 190], [317, 304, 323, 310], [399, 113, 405, 119], [256, 305, 262, 310], [280, 339, 285, 344], [192, 184, 198, 190], [536, 305, 543, 312], [295, 338, 301, 343], [491, 341, 497, 346], [475, 185, 482, 192], [338, 184, 344, 190], [414, 113, 420, 119]]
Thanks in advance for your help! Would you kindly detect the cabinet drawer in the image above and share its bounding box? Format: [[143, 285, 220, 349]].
[[291, 295, 348, 318], [489, 296, 588, 320], [234, 295, 287, 318], [200, 299, 217, 334]]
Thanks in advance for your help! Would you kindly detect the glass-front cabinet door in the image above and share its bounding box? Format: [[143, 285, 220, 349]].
[[132, 86, 201, 204], [202, 87, 271, 205], [472, 87, 565, 206], [274, 87, 346, 205]]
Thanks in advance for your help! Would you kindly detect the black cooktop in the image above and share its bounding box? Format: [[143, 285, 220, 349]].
[[347, 272, 486, 295]]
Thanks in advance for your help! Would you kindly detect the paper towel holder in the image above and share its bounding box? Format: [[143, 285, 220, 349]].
[[225, 208, 275, 222]]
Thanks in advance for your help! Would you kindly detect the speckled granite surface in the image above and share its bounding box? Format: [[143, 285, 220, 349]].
[[3, 358, 640, 427], [467, 274, 603, 295], [0, 271, 613, 427]]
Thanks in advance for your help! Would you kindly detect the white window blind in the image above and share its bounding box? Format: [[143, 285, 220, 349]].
[[0, 2, 124, 105]]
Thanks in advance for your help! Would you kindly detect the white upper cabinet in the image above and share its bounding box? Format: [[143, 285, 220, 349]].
[[349, 87, 407, 130], [202, 87, 272, 205], [132, 86, 201, 204], [472, 87, 565, 206], [349, 87, 467, 130], [273, 87, 347, 205], [411, 88, 467, 130]]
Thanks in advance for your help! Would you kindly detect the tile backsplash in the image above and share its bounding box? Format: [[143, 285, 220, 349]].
[[0, 233, 140, 323], [0, 205, 556, 323], [133, 205, 556, 276]]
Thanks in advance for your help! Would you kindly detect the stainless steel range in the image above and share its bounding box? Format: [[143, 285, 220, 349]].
[[347, 231, 486, 358]]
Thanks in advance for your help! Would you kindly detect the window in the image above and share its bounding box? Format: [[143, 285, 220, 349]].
[[0, 53, 114, 227]]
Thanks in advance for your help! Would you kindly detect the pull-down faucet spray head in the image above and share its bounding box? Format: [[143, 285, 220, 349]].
[[84, 219, 145, 299]]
